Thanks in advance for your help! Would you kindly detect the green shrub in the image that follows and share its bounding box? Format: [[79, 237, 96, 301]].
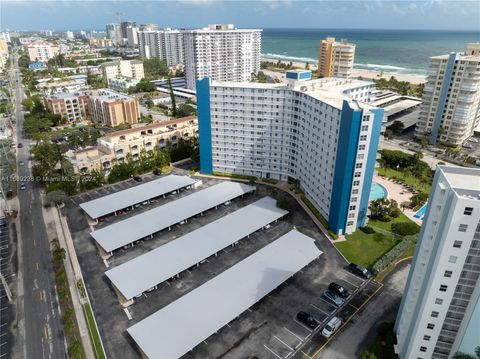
[[277, 197, 291, 210], [391, 222, 420, 236], [261, 178, 278, 184], [360, 226, 375, 234], [372, 235, 417, 274]]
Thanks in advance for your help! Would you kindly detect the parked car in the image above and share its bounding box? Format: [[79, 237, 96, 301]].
[[20, 183, 26, 190], [348, 263, 372, 279], [17, 143, 23, 148], [296, 311, 318, 329], [322, 290, 345, 307], [153, 169, 161, 176], [133, 176, 142, 182], [328, 282, 349, 298], [322, 316, 342, 338], [19, 160, 24, 166]]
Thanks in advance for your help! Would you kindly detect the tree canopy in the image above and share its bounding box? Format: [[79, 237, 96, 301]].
[[143, 58, 169, 80]]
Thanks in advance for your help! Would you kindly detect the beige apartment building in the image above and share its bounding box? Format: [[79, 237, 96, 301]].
[[101, 60, 144, 81], [67, 116, 198, 173], [44, 89, 140, 126], [25, 40, 59, 62], [317, 37, 355, 78]]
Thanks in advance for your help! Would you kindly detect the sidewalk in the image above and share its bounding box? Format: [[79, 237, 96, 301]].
[[42, 203, 96, 359]]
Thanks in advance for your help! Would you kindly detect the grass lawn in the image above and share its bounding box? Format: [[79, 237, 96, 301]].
[[335, 213, 414, 268], [83, 303, 106, 359], [377, 167, 432, 194]]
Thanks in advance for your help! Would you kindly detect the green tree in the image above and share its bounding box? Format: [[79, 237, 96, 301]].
[[453, 346, 480, 359], [360, 351, 378, 359], [47, 190, 67, 206], [168, 77, 177, 117], [175, 104, 196, 118], [143, 58, 169, 79], [387, 120, 404, 134]]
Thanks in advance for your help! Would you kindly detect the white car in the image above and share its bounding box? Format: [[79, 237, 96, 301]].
[[322, 316, 342, 338]]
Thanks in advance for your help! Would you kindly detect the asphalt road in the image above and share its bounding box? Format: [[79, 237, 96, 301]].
[[12, 52, 67, 359]]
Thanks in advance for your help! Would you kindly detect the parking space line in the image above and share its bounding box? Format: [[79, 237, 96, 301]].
[[309, 303, 328, 316], [264, 344, 282, 359], [317, 297, 336, 310], [348, 303, 358, 310], [273, 335, 294, 351], [341, 277, 360, 289], [283, 327, 303, 342]]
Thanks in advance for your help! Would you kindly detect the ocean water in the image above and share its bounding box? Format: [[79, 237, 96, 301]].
[[261, 29, 480, 76]]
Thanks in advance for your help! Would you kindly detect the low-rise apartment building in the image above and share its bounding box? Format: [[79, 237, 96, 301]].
[[44, 89, 140, 125], [108, 77, 140, 93], [101, 60, 144, 81], [67, 116, 198, 173]]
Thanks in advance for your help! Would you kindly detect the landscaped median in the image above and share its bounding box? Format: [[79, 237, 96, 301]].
[[334, 213, 420, 269], [82, 302, 106, 359]]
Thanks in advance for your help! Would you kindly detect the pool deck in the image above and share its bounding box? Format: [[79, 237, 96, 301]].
[[373, 176, 423, 225]]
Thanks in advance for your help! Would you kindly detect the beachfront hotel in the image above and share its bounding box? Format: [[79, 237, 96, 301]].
[[415, 43, 480, 146], [317, 37, 356, 79], [394, 166, 480, 359], [196, 71, 383, 235], [184, 24, 262, 90]]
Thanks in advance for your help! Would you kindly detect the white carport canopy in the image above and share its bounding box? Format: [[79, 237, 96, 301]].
[[127, 229, 322, 359], [105, 196, 288, 300], [80, 175, 197, 219], [91, 181, 255, 253]]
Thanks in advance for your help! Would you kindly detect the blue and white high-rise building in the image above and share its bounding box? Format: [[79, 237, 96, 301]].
[[395, 166, 480, 359], [196, 71, 384, 235]]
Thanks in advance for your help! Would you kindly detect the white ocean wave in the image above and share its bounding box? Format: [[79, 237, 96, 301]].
[[261, 53, 318, 64], [354, 63, 408, 71]]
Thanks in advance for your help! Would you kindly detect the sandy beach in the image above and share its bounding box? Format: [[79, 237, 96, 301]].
[[261, 57, 428, 85]]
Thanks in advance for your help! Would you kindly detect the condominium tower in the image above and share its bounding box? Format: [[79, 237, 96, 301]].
[[317, 37, 356, 79], [415, 43, 480, 146], [184, 24, 261, 90], [138, 29, 184, 66], [197, 71, 383, 235], [395, 166, 480, 359], [106, 23, 122, 46]]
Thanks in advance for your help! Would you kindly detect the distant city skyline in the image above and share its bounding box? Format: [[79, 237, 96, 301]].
[[1, 0, 479, 32]]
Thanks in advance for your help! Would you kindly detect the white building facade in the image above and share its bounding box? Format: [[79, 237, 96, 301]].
[[415, 43, 480, 146], [395, 166, 480, 359], [101, 60, 144, 81], [138, 29, 184, 67], [184, 24, 261, 90], [197, 71, 383, 235]]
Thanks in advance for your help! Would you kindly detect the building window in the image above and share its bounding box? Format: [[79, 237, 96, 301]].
[[458, 224, 468, 232], [420, 347, 427, 352], [448, 256, 457, 264], [423, 335, 431, 341], [439, 285, 448, 292], [427, 323, 435, 330], [431, 311, 439, 318], [347, 221, 354, 226], [453, 241, 462, 248], [464, 207, 473, 215], [444, 270, 453, 278], [435, 298, 443, 305]]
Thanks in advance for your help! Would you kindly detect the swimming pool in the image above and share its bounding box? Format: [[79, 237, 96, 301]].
[[414, 203, 428, 220], [370, 182, 388, 201]]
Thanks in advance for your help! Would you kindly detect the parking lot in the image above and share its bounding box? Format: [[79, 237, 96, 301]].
[[64, 173, 382, 359], [0, 218, 15, 359]]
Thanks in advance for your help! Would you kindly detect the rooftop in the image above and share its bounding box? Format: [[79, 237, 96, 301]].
[[440, 165, 480, 199], [80, 175, 197, 219], [127, 229, 322, 359], [91, 182, 255, 253], [103, 116, 197, 139], [105, 196, 288, 300]]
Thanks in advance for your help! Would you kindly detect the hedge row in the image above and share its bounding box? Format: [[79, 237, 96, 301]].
[[372, 235, 417, 274]]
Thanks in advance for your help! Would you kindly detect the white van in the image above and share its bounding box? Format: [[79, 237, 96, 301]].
[[322, 316, 342, 338]]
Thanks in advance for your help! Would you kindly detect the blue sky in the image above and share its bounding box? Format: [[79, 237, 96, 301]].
[[1, 0, 479, 31]]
